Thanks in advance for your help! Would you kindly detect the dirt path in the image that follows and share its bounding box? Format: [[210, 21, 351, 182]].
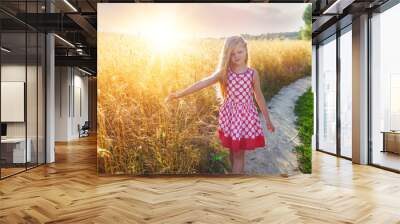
[[245, 76, 312, 176]]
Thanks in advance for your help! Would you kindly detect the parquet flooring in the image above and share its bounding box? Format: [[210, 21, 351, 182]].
[[0, 135, 399, 223]]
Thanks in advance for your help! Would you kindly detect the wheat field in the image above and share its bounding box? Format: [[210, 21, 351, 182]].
[[97, 33, 311, 175]]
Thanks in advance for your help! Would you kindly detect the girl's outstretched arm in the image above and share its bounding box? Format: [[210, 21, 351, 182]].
[[252, 69, 275, 133], [165, 71, 221, 102]]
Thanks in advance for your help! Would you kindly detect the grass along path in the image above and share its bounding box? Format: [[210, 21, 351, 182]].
[[293, 87, 313, 173]]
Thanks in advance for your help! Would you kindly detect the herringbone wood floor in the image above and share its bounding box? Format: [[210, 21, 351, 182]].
[[1, 135, 400, 223]]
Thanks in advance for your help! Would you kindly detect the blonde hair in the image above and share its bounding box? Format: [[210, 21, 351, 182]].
[[215, 35, 250, 103]]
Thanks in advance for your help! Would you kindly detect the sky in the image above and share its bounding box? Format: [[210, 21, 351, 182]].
[[98, 3, 309, 38]]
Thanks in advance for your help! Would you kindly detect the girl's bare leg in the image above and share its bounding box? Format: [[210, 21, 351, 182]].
[[231, 150, 245, 174], [237, 151, 245, 174], [231, 151, 239, 174], [229, 150, 234, 171]]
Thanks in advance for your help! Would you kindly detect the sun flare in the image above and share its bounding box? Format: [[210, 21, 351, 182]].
[[141, 16, 184, 53]]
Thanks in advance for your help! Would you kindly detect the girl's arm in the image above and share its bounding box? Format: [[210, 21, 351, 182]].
[[165, 71, 221, 102], [252, 69, 275, 132]]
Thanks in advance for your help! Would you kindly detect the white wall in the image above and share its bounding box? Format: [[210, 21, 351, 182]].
[[55, 67, 89, 141], [1, 65, 27, 141], [55, 66, 70, 141], [1, 65, 37, 137], [72, 73, 89, 138]]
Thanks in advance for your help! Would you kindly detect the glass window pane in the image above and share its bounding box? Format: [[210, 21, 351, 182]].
[[340, 28, 352, 158], [0, 1, 46, 179], [38, 33, 45, 165], [1, 31, 27, 177], [371, 4, 400, 171], [318, 36, 337, 154], [27, 31, 38, 169]]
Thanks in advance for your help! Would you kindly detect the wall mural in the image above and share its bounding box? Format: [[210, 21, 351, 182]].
[[97, 3, 313, 175]]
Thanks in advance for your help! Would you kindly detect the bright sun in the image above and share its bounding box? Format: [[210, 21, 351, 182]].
[[142, 17, 183, 53]]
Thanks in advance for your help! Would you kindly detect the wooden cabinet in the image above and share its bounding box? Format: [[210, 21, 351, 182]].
[[382, 131, 400, 154]]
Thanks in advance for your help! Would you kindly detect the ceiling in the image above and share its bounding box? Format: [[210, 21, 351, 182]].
[[311, 0, 391, 44]]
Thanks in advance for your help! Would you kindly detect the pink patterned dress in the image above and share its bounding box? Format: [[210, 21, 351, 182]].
[[217, 67, 265, 152]]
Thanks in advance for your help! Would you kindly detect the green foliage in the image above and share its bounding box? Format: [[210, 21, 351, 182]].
[[294, 87, 313, 173], [199, 139, 231, 174], [299, 4, 312, 40], [303, 4, 312, 25]]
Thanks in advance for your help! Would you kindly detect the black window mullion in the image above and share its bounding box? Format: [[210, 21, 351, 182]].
[[0, 21, 2, 179], [44, 0, 48, 165], [336, 27, 341, 157], [36, 0, 39, 168], [73, 68, 75, 118], [25, 0, 28, 171], [44, 31, 47, 164], [316, 45, 319, 151], [367, 10, 373, 165]]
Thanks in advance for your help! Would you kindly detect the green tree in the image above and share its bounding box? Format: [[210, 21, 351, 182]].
[[300, 4, 312, 40]]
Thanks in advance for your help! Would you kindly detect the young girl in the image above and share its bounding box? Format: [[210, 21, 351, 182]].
[[165, 35, 275, 174]]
